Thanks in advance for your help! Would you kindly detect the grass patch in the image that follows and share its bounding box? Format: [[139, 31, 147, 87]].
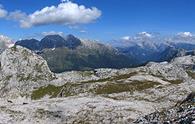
[[31, 72, 138, 100], [111, 72, 137, 81], [81, 77, 111, 84], [81, 72, 137, 84], [95, 80, 160, 94], [31, 83, 81, 100], [31, 85, 63, 100], [162, 78, 183, 84], [169, 79, 183, 84]]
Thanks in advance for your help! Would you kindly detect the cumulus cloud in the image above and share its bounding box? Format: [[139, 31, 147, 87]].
[[42, 31, 64, 36], [20, 2, 101, 28], [0, 6, 7, 18], [0, 2, 101, 28]]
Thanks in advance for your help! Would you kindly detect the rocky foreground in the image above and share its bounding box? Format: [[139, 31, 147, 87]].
[[0, 45, 195, 123]]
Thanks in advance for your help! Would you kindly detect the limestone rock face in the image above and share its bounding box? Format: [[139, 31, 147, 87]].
[[0, 45, 55, 98], [145, 61, 189, 80], [0, 45, 195, 123]]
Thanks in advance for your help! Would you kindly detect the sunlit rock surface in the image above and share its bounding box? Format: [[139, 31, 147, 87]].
[[0, 46, 194, 123]]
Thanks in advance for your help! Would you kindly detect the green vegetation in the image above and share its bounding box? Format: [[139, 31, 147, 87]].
[[31, 84, 63, 100], [81, 72, 137, 84], [31, 72, 139, 100], [40, 47, 135, 73], [169, 79, 183, 84], [95, 80, 160, 94], [111, 72, 137, 81], [31, 83, 80, 100], [81, 78, 111, 84], [162, 78, 183, 84]]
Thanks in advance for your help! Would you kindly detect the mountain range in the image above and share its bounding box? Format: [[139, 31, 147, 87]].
[[112, 32, 195, 64], [15, 34, 135, 72], [15, 33, 195, 72]]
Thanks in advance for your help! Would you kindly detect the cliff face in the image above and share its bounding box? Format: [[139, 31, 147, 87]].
[[0, 45, 194, 123]]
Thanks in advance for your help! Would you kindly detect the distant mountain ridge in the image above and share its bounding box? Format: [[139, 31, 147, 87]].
[[15, 34, 82, 50], [15, 33, 195, 72], [15, 34, 135, 72], [114, 35, 195, 65]]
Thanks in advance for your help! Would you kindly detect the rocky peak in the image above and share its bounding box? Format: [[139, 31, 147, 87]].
[[40, 34, 82, 49], [16, 34, 82, 50], [0, 45, 55, 98], [64, 34, 81, 49], [15, 39, 40, 51], [40, 35, 66, 49]]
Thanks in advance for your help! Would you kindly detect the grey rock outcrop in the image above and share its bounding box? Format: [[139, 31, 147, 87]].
[[0, 45, 194, 123], [0, 45, 55, 98]]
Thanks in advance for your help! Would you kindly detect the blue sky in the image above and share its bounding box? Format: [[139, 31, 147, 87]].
[[0, 0, 195, 41]]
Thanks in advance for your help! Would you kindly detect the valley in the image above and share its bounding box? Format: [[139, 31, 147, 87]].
[[0, 45, 194, 123]]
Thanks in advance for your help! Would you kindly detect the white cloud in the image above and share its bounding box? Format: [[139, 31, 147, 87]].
[[0, 35, 14, 48], [80, 30, 87, 33], [7, 10, 27, 20], [121, 36, 130, 41], [42, 31, 64, 36], [177, 32, 193, 38], [0, 6, 7, 18], [20, 2, 101, 28]]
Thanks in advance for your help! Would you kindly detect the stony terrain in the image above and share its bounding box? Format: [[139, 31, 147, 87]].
[[135, 101, 195, 123], [0, 45, 195, 123]]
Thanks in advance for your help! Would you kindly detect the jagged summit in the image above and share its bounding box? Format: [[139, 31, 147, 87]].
[[15, 34, 82, 51], [64, 34, 81, 49], [15, 38, 40, 51], [40, 34, 67, 49], [39, 34, 81, 49]]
